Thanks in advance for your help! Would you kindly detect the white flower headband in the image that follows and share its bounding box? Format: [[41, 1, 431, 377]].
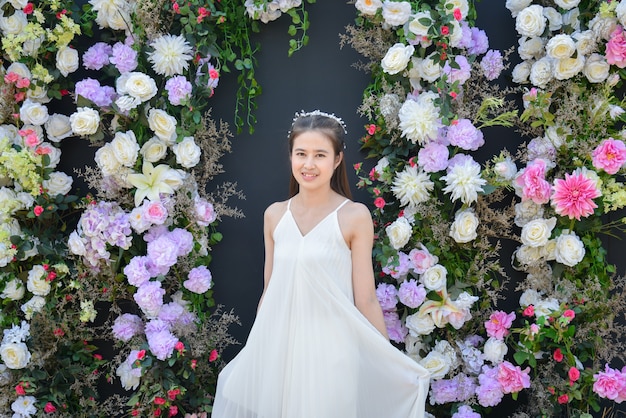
[[292, 109, 348, 134]]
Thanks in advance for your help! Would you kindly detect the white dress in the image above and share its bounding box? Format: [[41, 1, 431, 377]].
[[212, 199, 431, 418]]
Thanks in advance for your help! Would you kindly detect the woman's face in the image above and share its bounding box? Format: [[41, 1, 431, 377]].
[[290, 130, 341, 192]]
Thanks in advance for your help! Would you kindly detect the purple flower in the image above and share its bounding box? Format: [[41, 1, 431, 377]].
[[376, 282, 398, 311], [447, 119, 484, 151], [112, 313, 144, 342], [75, 78, 116, 107], [145, 318, 170, 334], [158, 302, 186, 326], [468, 27, 489, 55], [397, 279, 426, 308], [418, 141, 449, 172], [452, 405, 481, 418], [147, 235, 178, 271], [144, 225, 169, 243], [443, 55, 472, 85], [124, 256, 153, 287], [109, 42, 138, 73], [83, 42, 112, 70], [456, 21, 473, 50], [458, 340, 484, 375], [383, 310, 408, 344], [184, 265, 213, 294], [430, 378, 460, 404], [527, 136, 556, 162], [165, 75, 193, 106], [480, 49, 504, 80], [454, 373, 478, 401], [169, 228, 194, 257], [382, 252, 410, 279], [476, 365, 504, 407], [133, 281, 166, 318], [146, 329, 178, 361], [446, 153, 475, 172]]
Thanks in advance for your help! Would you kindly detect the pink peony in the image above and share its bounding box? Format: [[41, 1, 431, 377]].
[[606, 26, 626, 68], [485, 310, 516, 340], [592, 138, 626, 175], [515, 159, 552, 204], [593, 364, 626, 402], [551, 172, 601, 220], [497, 361, 531, 394]]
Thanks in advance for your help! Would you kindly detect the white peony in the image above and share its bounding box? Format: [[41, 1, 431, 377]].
[[441, 157, 486, 204], [173, 136, 202, 168], [381, 0, 411, 27], [514, 244, 543, 265], [583, 53, 610, 83], [56, 47, 79, 77], [43, 171, 73, 196], [385, 216, 412, 250], [398, 92, 441, 144], [19, 99, 49, 126], [117, 72, 158, 103], [555, 230, 585, 267], [0, 342, 31, 369], [140, 137, 168, 163], [355, 0, 382, 15], [589, 15, 618, 41], [419, 350, 450, 379], [147, 34, 194, 76], [405, 311, 435, 336], [69, 107, 100, 136], [545, 34, 576, 60], [483, 337, 508, 364], [520, 217, 556, 247], [534, 297, 560, 318], [518, 36, 544, 61], [111, 130, 140, 167], [421, 264, 447, 291], [148, 109, 178, 144], [519, 288, 541, 307], [450, 208, 479, 243], [391, 165, 434, 207], [515, 5, 546, 37], [573, 30, 597, 56], [11, 395, 37, 416], [494, 156, 518, 180], [381, 43, 415, 75], [26, 265, 51, 296], [45, 113, 73, 142]]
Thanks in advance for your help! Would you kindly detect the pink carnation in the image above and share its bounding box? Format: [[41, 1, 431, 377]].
[[592, 138, 626, 175], [497, 361, 531, 394], [593, 364, 626, 402], [515, 159, 551, 204], [606, 26, 626, 68], [551, 172, 601, 220], [485, 310, 516, 340]]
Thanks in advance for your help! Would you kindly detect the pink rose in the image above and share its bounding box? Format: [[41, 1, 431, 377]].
[[606, 26, 626, 68], [194, 197, 217, 226], [374, 197, 386, 209], [515, 159, 551, 204], [568, 367, 580, 382], [144, 201, 168, 225], [408, 244, 438, 274], [592, 138, 626, 175], [497, 361, 531, 394]]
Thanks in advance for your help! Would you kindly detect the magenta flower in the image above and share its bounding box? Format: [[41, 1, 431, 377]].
[[485, 310, 515, 340], [606, 26, 626, 68], [497, 361, 531, 394], [551, 172, 601, 220], [592, 138, 626, 175], [593, 364, 626, 402], [515, 159, 552, 204]]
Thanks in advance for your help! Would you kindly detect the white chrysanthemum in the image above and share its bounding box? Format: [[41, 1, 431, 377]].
[[391, 165, 434, 207], [398, 92, 441, 145], [441, 158, 486, 204], [147, 35, 194, 77]]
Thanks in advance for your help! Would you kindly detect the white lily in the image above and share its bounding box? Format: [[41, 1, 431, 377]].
[[127, 161, 184, 207]]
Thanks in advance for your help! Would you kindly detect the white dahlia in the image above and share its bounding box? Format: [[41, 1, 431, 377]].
[[441, 158, 486, 204], [147, 35, 194, 77], [398, 92, 441, 145], [391, 165, 434, 207]]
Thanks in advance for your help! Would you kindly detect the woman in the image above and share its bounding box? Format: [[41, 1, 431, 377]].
[[212, 110, 430, 418]]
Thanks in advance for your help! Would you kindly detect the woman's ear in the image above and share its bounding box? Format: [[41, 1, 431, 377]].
[[335, 151, 343, 169]]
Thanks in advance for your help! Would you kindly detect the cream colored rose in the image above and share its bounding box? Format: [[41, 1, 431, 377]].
[[518, 36, 544, 61], [554, 55, 584, 80], [408, 11, 431, 37], [573, 30, 597, 56], [111, 130, 140, 167], [505, 0, 532, 18], [555, 0, 580, 10], [448, 20, 463, 48], [545, 125, 569, 148], [419, 53, 442, 83], [405, 311, 435, 336], [450, 208, 479, 243], [148, 109, 177, 144], [483, 337, 508, 363], [22, 34, 44, 57], [173, 136, 201, 168], [6, 62, 31, 79], [543, 7, 563, 31], [95, 143, 122, 177], [514, 244, 543, 265], [583, 53, 610, 83], [529, 56, 554, 88], [115, 95, 141, 113], [521, 217, 556, 247], [545, 34, 576, 60], [381, 43, 415, 75], [0, 342, 30, 369], [419, 350, 450, 380], [589, 15, 618, 41], [535, 297, 560, 317], [68, 231, 86, 256], [381, 1, 411, 27], [355, 0, 382, 15], [494, 157, 517, 180], [117, 72, 158, 103], [519, 289, 541, 307], [541, 239, 557, 261], [140, 137, 168, 163], [27, 265, 51, 296], [0, 278, 24, 301], [386, 217, 412, 250], [512, 61, 531, 84], [43, 172, 73, 196], [45, 114, 73, 142], [69, 107, 100, 136], [421, 264, 447, 291], [56, 47, 79, 77], [19, 99, 49, 126], [106, 6, 131, 31], [516, 5, 546, 38], [0, 10, 27, 34], [555, 230, 585, 266]]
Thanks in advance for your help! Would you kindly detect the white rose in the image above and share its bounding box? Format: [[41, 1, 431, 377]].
[[94, 143, 122, 177], [512, 61, 531, 84], [535, 297, 560, 317], [421, 264, 447, 291], [554, 55, 585, 80], [148, 109, 177, 144], [494, 157, 517, 180], [106, 6, 131, 30], [445, 0, 469, 18], [483, 337, 508, 364], [405, 311, 435, 336], [22, 34, 44, 57], [543, 7, 563, 31], [116, 360, 141, 391], [115, 95, 141, 113], [43, 171, 73, 196], [408, 11, 431, 37], [19, 99, 49, 126], [381, 1, 412, 27], [45, 114, 73, 142], [555, 0, 580, 11], [355, 0, 382, 15], [530, 56, 554, 88], [26, 83, 50, 103], [555, 230, 585, 267], [26, 265, 51, 296], [1, 279, 24, 301], [519, 289, 542, 307], [140, 137, 168, 163], [111, 130, 140, 167], [545, 34, 576, 60], [541, 239, 557, 261], [117, 72, 158, 103], [573, 30, 597, 56], [0, 10, 27, 34], [505, 0, 532, 18], [514, 244, 543, 265], [386, 217, 412, 250], [617, 0, 626, 27], [419, 350, 450, 379], [450, 208, 479, 243], [545, 125, 569, 148], [56, 47, 79, 77], [518, 36, 544, 61], [448, 20, 463, 48], [516, 5, 546, 37], [563, 8, 580, 31], [172, 136, 201, 168], [520, 217, 556, 247], [0, 342, 30, 369], [419, 53, 442, 83], [69, 107, 100, 136], [583, 53, 610, 83], [68, 231, 86, 256], [589, 15, 618, 41], [381, 43, 415, 75]]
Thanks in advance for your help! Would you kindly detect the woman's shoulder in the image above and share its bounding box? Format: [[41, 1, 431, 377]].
[[264, 199, 289, 223], [338, 200, 373, 230]]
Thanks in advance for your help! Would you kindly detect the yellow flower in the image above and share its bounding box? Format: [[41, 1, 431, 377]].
[[126, 161, 184, 207]]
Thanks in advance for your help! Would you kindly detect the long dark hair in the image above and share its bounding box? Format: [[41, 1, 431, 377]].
[[288, 112, 352, 199]]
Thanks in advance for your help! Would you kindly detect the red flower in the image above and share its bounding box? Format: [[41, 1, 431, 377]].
[[154, 409, 162, 417], [568, 366, 580, 382], [154, 397, 166, 405], [44, 402, 57, 413], [191, 359, 198, 369], [441, 25, 449, 35], [15, 383, 26, 395], [558, 394, 569, 404], [93, 354, 103, 361], [132, 410, 139, 417], [453, 7, 462, 20], [169, 406, 178, 417], [209, 349, 219, 362], [167, 388, 181, 401], [522, 305, 535, 317], [374, 197, 386, 209], [53, 328, 65, 337], [553, 348, 564, 362], [34, 205, 44, 216], [137, 350, 146, 360], [175, 341, 185, 354], [366, 124, 377, 135], [562, 309, 575, 321]]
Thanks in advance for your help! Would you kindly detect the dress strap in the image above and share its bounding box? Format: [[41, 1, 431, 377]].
[[334, 199, 350, 213], [287, 198, 292, 211]]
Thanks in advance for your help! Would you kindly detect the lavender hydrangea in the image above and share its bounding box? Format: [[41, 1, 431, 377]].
[[430, 378, 460, 405], [146, 234, 178, 273], [452, 405, 481, 418], [383, 310, 408, 344], [446, 119, 485, 151], [382, 252, 410, 279], [112, 313, 144, 342], [376, 282, 398, 311], [184, 265, 213, 294], [146, 329, 179, 361], [418, 141, 449, 172], [468, 27, 489, 55], [124, 256, 153, 287], [109, 42, 138, 74], [443, 55, 472, 85], [158, 301, 186, 326], [82, 42, 112, 70], [476, 365, 504, 407], [75, 78, 116, 107], [165, 75, 193, 106], [480, 49, 504, 80], [397, 279, 426, 308]]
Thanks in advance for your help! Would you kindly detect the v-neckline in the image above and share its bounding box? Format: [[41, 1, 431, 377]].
[[288, 199, 348, 238]]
